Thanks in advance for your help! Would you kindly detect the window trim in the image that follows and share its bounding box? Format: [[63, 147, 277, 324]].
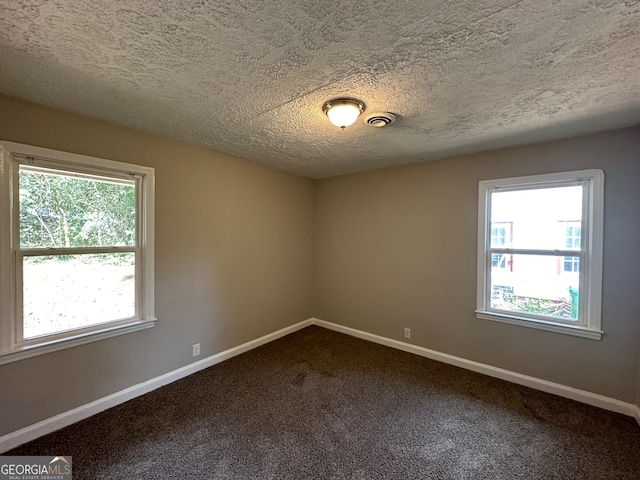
[[0, 141, 156, 365], [476, 169, 604, 340]]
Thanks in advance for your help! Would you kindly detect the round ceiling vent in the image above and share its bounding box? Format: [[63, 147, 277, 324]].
[[365, 112, 398, 127]]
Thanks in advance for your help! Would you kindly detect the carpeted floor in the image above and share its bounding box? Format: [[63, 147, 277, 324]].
[[7, 326, 640, 479]]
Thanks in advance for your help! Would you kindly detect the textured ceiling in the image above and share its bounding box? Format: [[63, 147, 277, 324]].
[[1, 1, 639, 178]]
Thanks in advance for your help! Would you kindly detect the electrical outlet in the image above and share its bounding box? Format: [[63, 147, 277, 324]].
[[192, 343, 200, 357], [404, 328, 411, 339]]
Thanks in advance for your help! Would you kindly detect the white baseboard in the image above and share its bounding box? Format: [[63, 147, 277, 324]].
[[311, 318, 640, 421], [2, 316, 637, 452], [0, 318, 313, 453]]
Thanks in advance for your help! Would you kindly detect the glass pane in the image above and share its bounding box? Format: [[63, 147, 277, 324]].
[[491, 185, 582, 250], [20, 167, 136, 248], [490, 254, 579, 320], [23, 253, 136, 339]]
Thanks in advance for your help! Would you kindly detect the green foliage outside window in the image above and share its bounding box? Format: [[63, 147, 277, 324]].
[[492, 290, 577, 320], [19, 169, 136, 250]]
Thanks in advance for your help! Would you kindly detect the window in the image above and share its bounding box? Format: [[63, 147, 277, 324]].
[[0, 141, 156, 364], [476, 170, 604, 340]]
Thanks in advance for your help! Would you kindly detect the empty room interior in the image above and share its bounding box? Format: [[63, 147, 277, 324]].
[[0, 1, 639, 479]]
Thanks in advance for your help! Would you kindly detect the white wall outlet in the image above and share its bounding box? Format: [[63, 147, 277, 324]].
[[192, 343, 201, 357], [404, 328, 411, 339]]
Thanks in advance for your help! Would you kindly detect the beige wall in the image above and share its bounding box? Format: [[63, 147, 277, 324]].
[[0, 95, 315, 435], [315, 127, 640, 403], [1, 93, 638, 437]]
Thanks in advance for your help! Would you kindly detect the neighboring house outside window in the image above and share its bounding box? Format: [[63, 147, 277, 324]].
[[490, 222, 513, 271], [0, 141, 156, 365], [476, 169, 604, 339], [562, 221, 581, 273]]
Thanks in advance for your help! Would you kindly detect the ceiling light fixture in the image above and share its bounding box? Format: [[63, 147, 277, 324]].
[[323, 98, 365, 128]]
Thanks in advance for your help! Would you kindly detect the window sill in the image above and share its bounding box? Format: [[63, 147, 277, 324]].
[[475, 311, 602, 340], [0, 318, 157, 366]]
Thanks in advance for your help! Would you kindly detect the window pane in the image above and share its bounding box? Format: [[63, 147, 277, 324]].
[[23, 253, 135, 339], [490, 254, 579, 320], [20, 167, 136, 248], [491, 186, 582, 250]]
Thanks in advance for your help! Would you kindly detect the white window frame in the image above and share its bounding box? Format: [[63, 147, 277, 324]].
[[476, 169, 604, 340], [0, 141, 156, 365]]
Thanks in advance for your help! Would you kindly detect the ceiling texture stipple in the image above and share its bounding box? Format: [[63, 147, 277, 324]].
[[0, 1, 639, 178]]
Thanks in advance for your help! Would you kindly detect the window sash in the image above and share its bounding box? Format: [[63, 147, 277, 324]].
[[482, 250, 585, 326], [16, 160, 142, 250], [12, 159, 144, 344], [15, 247, 142, 344], [483, 179, 589, 325]]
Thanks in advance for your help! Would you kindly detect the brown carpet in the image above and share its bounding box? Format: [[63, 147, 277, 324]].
[[7, 325, 640, 479]]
